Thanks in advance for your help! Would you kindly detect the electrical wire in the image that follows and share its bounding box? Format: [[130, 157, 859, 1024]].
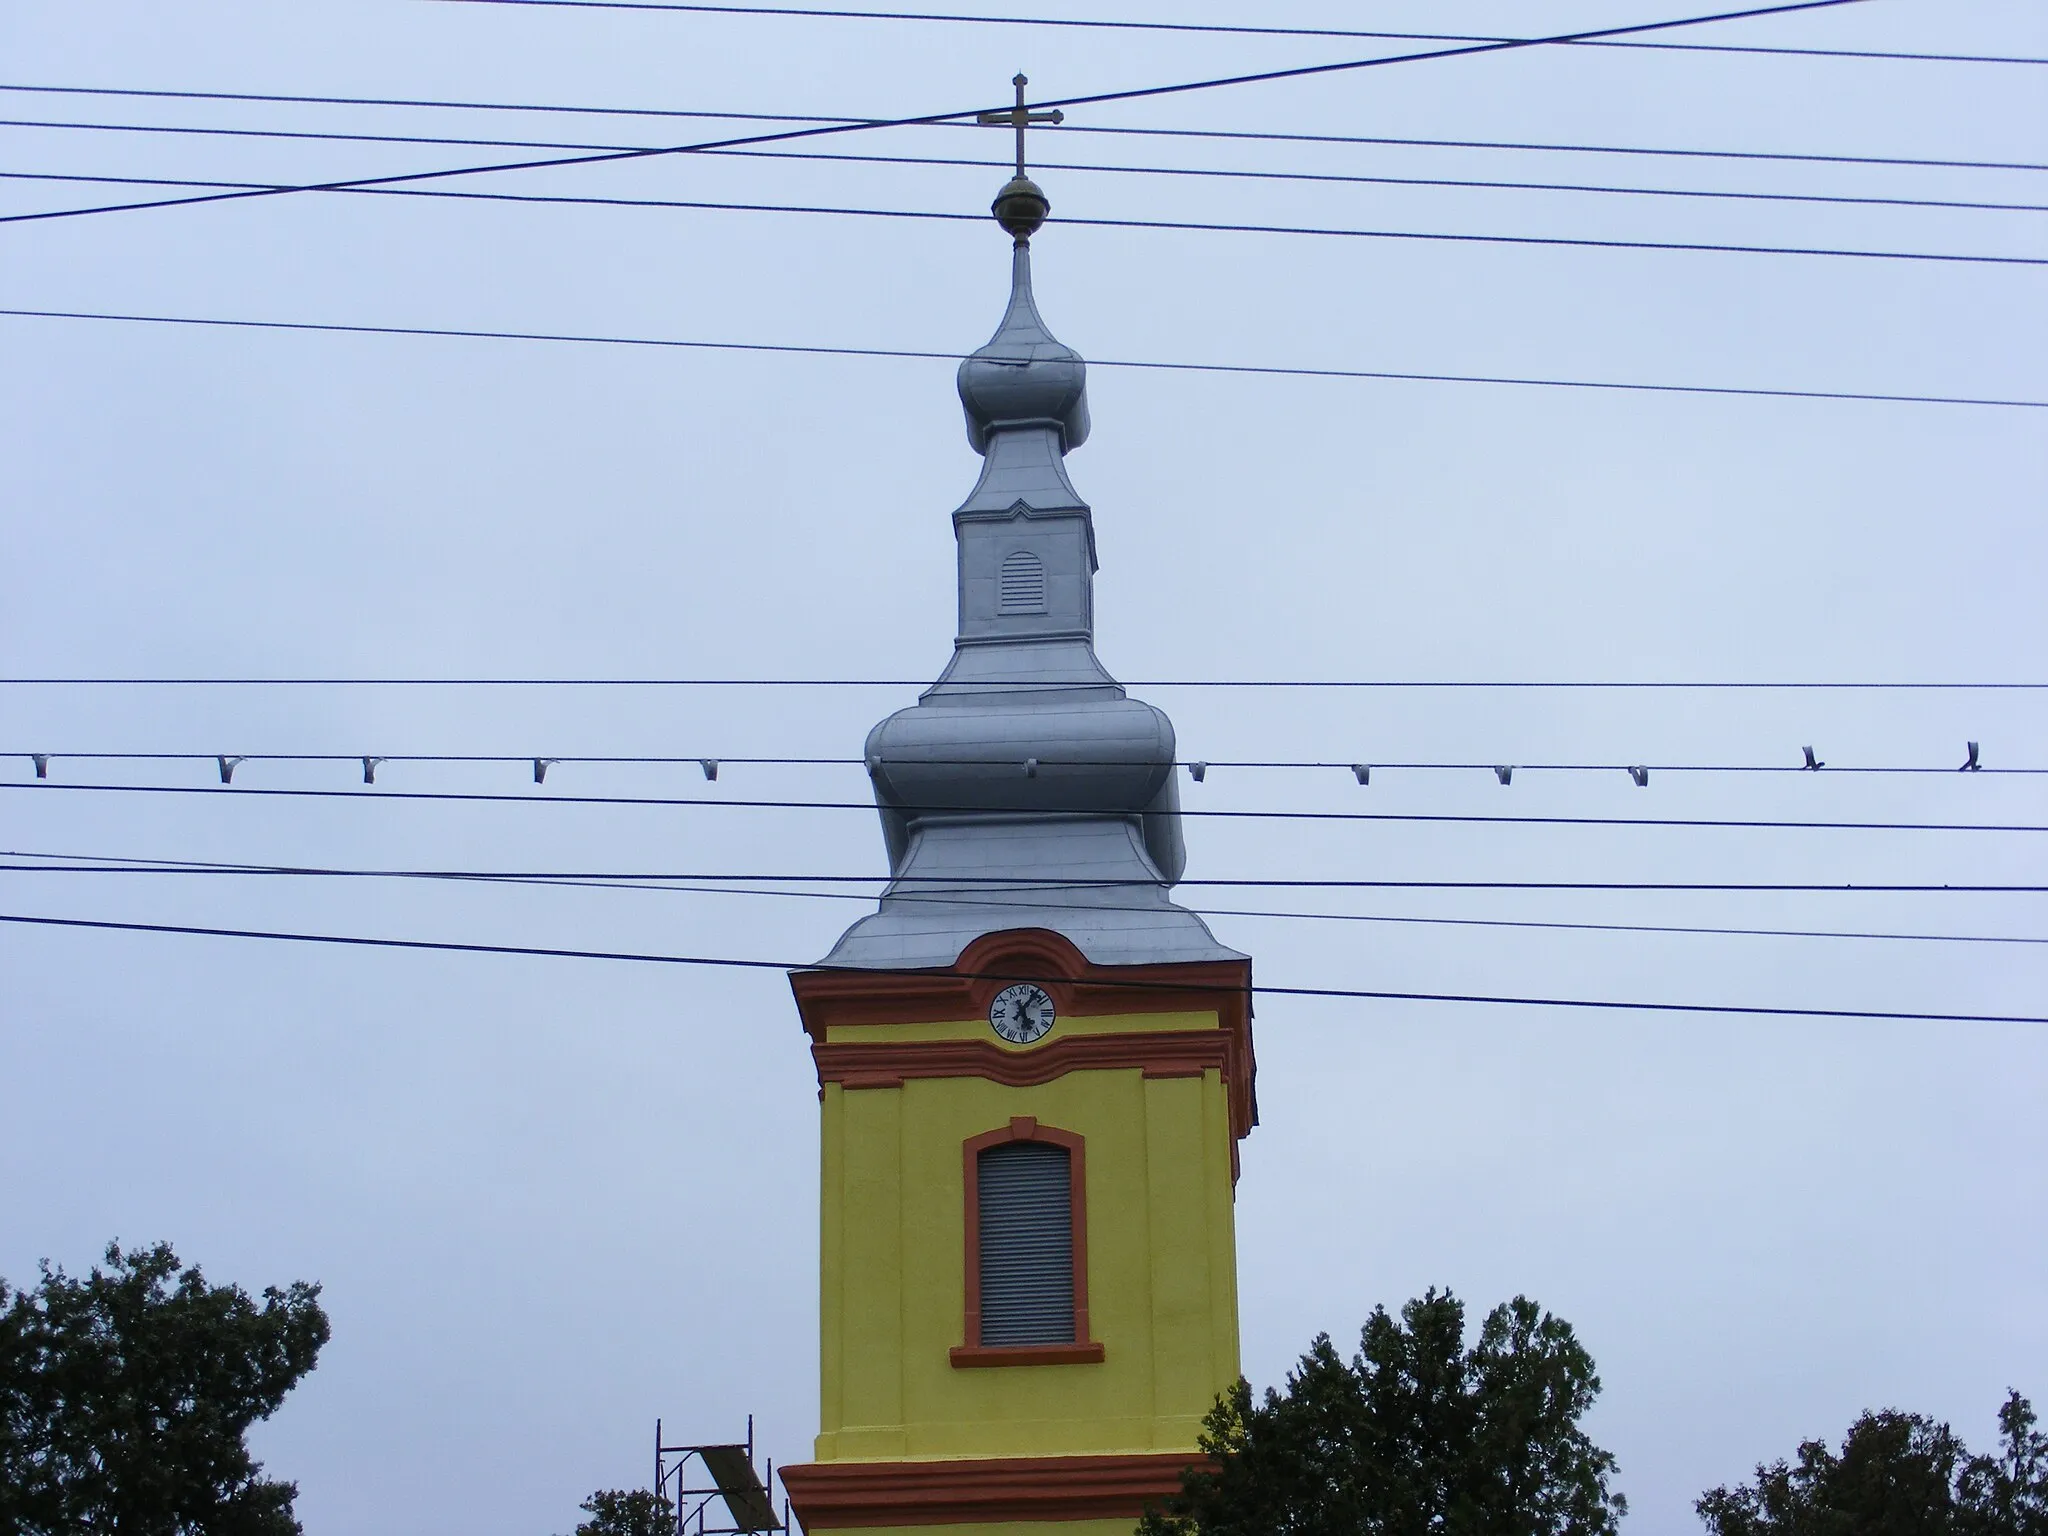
[[6, 911, 2041, 1023], [8, 162, 2036, 267], [12, 749, 2042, 777], [15, 150, 2042, 221], [0, 852, 2037, 896], [425, 0, 2047, 68], [4, 676, 2037, 690], [11, 129, 2044, 216], [5, 308, 2036, 411], [8, 82, 2040, 175], [1077, 121, 2048, 174], [10, 769, 2048, 814], [0, 0, 1871, 227], [193, 184, 2048, 267], [14, 847, 2040, 947]]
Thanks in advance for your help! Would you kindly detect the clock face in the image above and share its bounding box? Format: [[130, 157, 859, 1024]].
[[989, 983, 1056, 1045]]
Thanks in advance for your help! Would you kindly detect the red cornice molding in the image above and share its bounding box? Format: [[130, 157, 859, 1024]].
[[814, 1031, 1250, 1142], [780, 1451, 1199, 1527], [791, 929, 1249, 1037], [791, 928, 1257, 1139]]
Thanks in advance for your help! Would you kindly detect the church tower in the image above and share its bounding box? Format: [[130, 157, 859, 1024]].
[[780, 159, 1256, 1534]]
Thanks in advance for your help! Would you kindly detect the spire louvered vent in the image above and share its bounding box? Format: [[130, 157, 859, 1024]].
[[977, 1140, 1075, 1345], [998, 550, 1047, 615]]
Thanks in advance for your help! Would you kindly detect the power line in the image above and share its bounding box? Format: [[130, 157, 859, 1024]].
[[10, 160, 2037, 267], [0, 850, 2037, 896], [201, 185, 2048, 268], [15, 133, 2042, 215], [8, 82, 2039, 175], [10, 748, 2039, 776], [6, 910, 2041, 1023], [4, 676, 2038, 690], [1076, 121, 2048, 174], [0, 0, 1870, 227], [11, 770, 2048, 815], [426, 0, 2046, 68], [0, 115, 655, 153], [6, 308, 2036, 411], [16, 847, 2040, 947], [7, 786, 2046, 832]]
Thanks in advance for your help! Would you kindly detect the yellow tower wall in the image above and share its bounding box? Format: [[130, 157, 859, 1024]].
[[817, 1016, 1242, 1462], [782, 929, 1256, 1533]]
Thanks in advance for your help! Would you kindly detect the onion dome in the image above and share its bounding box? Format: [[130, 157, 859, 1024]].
[[957, 243, 1091, 456]]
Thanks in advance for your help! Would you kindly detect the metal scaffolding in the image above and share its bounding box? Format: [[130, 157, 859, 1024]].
[[654, 1416, 790, 1536]]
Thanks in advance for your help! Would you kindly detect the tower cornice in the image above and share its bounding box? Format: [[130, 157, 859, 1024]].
[[791, 928, 1257, 1145], [781, 1450, 1205, 1528]]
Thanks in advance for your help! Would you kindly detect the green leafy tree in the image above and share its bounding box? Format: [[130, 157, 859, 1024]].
[[1696, 1391, 2046, 1536], [0, 1240, 329, 1536], [1139, 1289, 1627, 1536], [1959, 1396, 2048, 1533], [572, 1487, 677, 1536]]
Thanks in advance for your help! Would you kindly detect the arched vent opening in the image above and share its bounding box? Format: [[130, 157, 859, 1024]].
[[976, 1139, 1075, 1346], [998, 550, 1047, 615]]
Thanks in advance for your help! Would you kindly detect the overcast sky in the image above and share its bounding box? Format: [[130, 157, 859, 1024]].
[[2, 1, 2043, 1531]]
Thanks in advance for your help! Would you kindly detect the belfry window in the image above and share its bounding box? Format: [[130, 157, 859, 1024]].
[[976, 1140, 1074, 1345], [998, 550, 1046, 615], [952, 1118, 1103, 1366]]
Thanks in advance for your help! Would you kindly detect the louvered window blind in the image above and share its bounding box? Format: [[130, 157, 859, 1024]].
[[976, 1140, 1075, 1346], [998, 551, 1046, 614]]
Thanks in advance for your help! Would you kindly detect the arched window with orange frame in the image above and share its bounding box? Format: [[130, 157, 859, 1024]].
[[950, 1117, 1105, 1368]]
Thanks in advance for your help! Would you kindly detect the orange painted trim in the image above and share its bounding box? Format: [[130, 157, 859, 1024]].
[[947, 1341, 1105, 1367], [956, 1117, 1097, 1366], [779, 1451, 1200, 1527], [792, 928, 1257, 1142], [817, 1028, 1232, 1096]]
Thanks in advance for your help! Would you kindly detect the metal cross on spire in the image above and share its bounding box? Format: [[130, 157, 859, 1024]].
[[976, 73, 1064, 178]]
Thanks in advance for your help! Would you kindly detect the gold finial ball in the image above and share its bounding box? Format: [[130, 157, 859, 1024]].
[[992, 175, 1049, 243]]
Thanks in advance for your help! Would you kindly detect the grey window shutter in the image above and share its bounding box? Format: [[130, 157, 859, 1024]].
[[977, 1140, 1075, 1346], [998, 551, 1046, 615]]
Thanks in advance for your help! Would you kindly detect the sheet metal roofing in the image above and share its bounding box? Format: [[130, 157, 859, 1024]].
[[815, 198, 1243, 972]]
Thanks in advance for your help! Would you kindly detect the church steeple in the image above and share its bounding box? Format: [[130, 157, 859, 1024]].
[[782, 140, 1255, 1534], [814, 171, 1243, 973]]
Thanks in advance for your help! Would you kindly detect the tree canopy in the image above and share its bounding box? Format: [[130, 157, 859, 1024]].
[[0, 1240, 329, 1536], [1696, 1391, 2047, 1536], [571, 1487, 677, 1536], [1138, 1289, 1627, 1536]]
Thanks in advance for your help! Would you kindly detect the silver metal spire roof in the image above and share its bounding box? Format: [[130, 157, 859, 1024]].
[[956, 244, 1090, 458], [815, 186, 1242, 973]]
